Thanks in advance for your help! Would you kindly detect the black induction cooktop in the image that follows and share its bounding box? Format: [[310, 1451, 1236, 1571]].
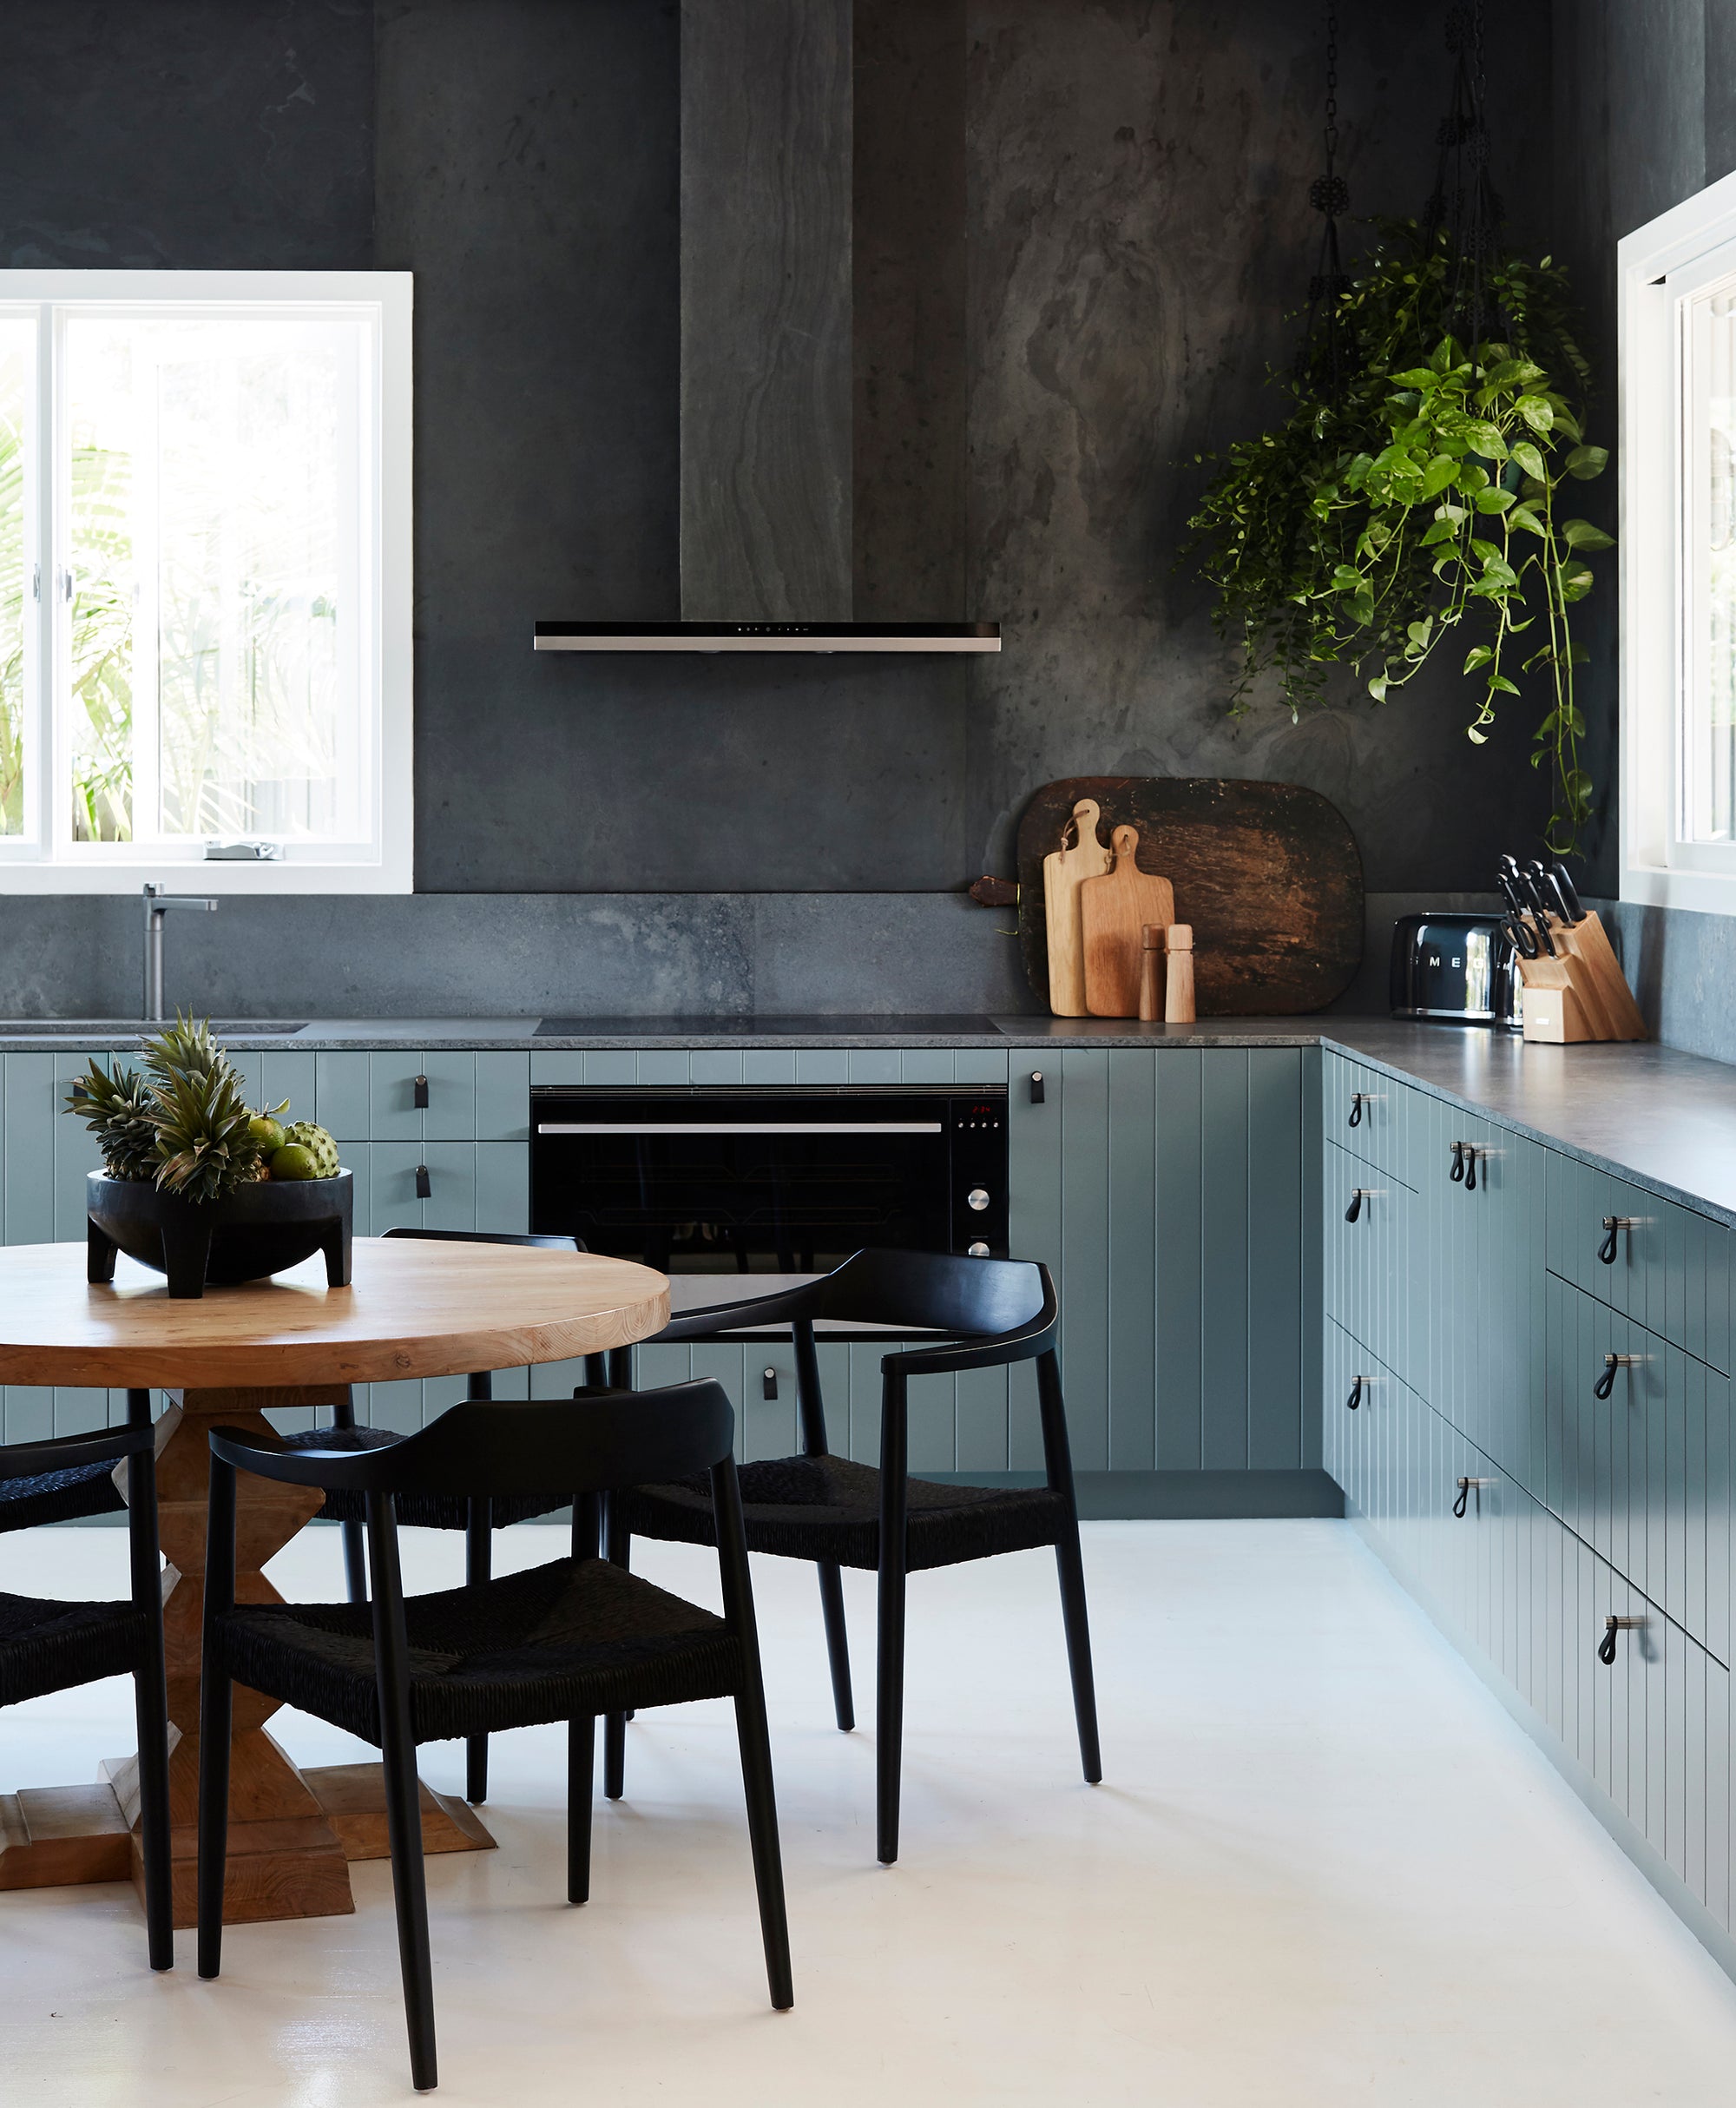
[[533, 1014, 999, 1037]]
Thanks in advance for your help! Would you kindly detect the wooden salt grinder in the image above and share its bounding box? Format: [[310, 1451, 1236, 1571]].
[[1165, 924, 1195, 1024], [1138, 925, 1165, 1021]]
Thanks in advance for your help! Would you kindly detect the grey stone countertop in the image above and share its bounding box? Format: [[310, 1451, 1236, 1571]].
[[8, 1011, 1736, 1225]]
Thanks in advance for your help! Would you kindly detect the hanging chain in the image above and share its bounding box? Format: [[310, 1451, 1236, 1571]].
[[1309, 3, 1348, 221]]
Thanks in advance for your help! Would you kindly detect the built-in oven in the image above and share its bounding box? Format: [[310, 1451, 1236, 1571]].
[[530, 1084, 1008, 1274]]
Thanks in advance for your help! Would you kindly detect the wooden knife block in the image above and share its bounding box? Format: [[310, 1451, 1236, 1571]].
[[1518, 911, 1647, 1043]]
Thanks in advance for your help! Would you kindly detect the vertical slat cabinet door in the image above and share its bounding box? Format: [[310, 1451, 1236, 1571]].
[[420, 1051, 479, 1142], [475, 1051, 531, 1140], [1106, 1050, 1157, 1473], [369, 1143, 428, 1235], [1058, 1047, 1111, 1473], [4, 1054, 56, 1246], [419, 1144, 478, 1235], [1154, 1051, 1204, 1470], [1476, 1129, 1547, 1494], [1247, 1048, 1304, 1470], [369, 1051, 431, 1143], [1007, 1051, 1062, 1471], [474, 1143, 530, 1235], [315, 1051, 372, 1141], [1200, 1052, 1252, 1472]]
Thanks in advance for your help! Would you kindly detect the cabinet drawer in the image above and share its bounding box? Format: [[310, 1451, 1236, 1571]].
[[1547, 1151, 1730, 1372], [1323, 1138, 1423, 1390], [1323, 1050, 1417, 1186], [1542, 1275, 1733, 1665]]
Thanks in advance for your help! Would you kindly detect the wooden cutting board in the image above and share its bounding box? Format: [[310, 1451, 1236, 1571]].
[[1041, 796, 1114, 1016], [1081, 826, 1175, 1016], [1016, 777, 1363, 1016]]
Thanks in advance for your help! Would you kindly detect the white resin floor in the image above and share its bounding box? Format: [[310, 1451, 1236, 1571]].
[[3, 1518, 1736, 2105]]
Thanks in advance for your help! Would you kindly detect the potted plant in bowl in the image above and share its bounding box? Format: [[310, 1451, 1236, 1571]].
[[69, 1017, 352, 1300]]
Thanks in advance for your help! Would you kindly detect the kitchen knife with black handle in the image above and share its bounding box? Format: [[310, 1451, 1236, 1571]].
[[1550, 861, 1586, 923], [1527, 860, 1578, 930], [1511, 866, 1558, 957], [1498, 864, 1555, 957]]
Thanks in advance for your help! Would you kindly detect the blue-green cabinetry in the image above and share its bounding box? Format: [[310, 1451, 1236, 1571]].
[[1322, 1048, 1736, 1963]]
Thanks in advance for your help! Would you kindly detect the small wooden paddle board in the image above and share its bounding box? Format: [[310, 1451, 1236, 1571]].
[[1081, 826, 1175, 1016]]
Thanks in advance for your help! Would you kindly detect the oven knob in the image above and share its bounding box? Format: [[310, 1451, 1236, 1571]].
[[967, 1241, 991, 1258], [967, 1187, 990, 1211]]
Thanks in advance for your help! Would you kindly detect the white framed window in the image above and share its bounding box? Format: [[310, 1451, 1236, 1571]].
[[1620, 173, 1736, 913], [0, 270, 411, 893]]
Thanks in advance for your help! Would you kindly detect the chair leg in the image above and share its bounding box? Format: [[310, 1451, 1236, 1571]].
[[341, 1520, 368, 1604], [815, 1561, 854, 1730], [196, 1660, 233, 1980], [568, 1715, 595, 1904], [134, 1650, 174, 1971], [1036, 1348, 1102, 1784], [733, 1683, 794, 2010], [876, 1368, 909, 1866], [465, 1498, 493, 1805], [603, 1505, 631, 1800]]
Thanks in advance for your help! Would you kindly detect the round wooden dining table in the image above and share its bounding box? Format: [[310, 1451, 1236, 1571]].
[[0, 1236, 668, 1930]]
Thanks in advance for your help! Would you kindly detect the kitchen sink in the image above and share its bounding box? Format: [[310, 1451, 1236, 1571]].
[[0, 1019, 307, 1039]]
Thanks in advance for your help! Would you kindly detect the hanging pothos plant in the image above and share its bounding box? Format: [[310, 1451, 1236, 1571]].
[[1186, 217, 1611, 857]]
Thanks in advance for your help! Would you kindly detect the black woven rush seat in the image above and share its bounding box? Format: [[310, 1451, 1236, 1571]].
[[625, 1453, 1067, 1573], [608, 1248, 1101, 1867], [0, 1387, 156, 1534], [0, 1417, 173, 1971], [274, 1228, 608, 1806], [198, 1380, 792, 2093]]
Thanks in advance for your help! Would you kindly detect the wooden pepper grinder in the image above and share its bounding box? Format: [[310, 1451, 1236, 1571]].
[[1138, 925, 1165, 1022], [1165, 924, 1195, 1024]]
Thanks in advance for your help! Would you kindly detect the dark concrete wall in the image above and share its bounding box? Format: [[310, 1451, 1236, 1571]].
[[0, 0, 1567, 1017]]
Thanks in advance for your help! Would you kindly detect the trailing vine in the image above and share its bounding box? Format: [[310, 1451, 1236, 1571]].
[[1182, 4, 1612, 855]]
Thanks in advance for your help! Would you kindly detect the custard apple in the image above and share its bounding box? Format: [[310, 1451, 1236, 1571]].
[[283, 1121, 340, 1177]]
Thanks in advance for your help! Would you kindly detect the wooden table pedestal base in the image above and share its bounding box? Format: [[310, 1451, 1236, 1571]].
[[0, 1383, 494, 1928]]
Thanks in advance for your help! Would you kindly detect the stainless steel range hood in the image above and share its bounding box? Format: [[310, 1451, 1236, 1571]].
[[533, 621, 998, 655], [536, 1, 990, 658]]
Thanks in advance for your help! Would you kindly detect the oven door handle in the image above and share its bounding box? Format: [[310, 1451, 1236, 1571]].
[[536, 1121, 946, 1136]]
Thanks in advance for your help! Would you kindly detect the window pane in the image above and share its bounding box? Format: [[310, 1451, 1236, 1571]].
[[0, 320, 31, 836], [64, 313, 367, 846]]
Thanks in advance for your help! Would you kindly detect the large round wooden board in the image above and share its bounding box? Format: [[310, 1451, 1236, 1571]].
[[0, 1238, 669, 1387], [1016, 776, 1364, 1015]]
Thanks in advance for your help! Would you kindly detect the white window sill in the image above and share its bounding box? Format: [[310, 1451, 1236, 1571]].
[[0, 859, 412, 896], [1620, 861, 1736, 918]]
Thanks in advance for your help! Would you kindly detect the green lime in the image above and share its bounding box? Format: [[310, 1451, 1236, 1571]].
[[248, 1115, 286, 1153], [270, 1143, 319, 1182]]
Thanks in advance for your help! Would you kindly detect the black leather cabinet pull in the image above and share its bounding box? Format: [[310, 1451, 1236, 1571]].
[[1348, 1095, 1364, 1128], [1598, 1216, 1620, 1265], [1594, 1354, 1620, 1400], [412, 1073, 430, 1110], [1345, 1189, 1364, 1223], [1029, 1070, 1045, 1105], [1597, 1617, 1619, 1666], [414, 1164, 431, 1200], [1346, 1375, 1363, 1412], [762, 1367, 778, 1401], [1450, 1141, 1465, 1182], [1452, 1477, 1471, 1518], [1464, 1147, 1477, 1193]]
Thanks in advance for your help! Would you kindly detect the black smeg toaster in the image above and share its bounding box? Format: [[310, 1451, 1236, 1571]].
[[1390, 913, 1522, 1029]]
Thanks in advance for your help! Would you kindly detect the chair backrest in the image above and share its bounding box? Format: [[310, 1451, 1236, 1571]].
[[380, 1227, 587, 1253], [812, 1249, 1049, 1336], [211, 1380, 733, 1500], [0, 1418, 154, 1484]]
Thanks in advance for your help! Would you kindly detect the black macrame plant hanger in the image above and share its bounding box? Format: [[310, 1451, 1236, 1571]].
[[1296, 3, 1354, 399], [1424, 0, 1503, 348]]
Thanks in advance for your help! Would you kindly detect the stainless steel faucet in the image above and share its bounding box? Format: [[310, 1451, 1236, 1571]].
[[142, 882, 218, 1023]]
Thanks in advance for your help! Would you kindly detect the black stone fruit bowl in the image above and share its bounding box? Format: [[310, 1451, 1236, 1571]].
[[86, 1169, 354, 1300]]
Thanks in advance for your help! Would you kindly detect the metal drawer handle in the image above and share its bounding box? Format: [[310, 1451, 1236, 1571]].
[[1598, 1613, 1645, 1666], [1598, 1215, 1638, 1265], [1452, 1475, 1494, 1518], [1593, 1353, 1641, 1400]]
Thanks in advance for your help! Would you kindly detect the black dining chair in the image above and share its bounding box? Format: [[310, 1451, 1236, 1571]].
[[0, 1387, 155, 1532], [0, 1415, 174, 1970], [276, 1227, 608, 1805], [606, 1248, 1101, 1864], [197, 1380, 792, 2093]]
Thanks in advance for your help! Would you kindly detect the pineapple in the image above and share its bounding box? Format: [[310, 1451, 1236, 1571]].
[[64, 1058, 159, 1182], [141, 1013, 226, 1090], [151, 1062, 266, 1202]]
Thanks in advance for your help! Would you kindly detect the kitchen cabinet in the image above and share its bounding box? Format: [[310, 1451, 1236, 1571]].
[[1324, 1057, 1736, 1970]]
